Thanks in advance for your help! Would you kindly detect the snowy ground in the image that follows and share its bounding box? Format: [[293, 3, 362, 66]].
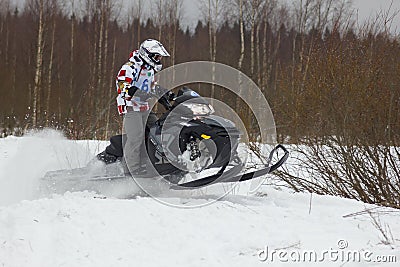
[[0, 130, 399, 266]]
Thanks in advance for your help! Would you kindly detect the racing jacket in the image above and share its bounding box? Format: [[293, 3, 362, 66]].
[[115, 50, 155, 115]]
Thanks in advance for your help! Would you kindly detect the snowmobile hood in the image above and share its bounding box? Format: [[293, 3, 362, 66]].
[[202, 115, 241, 135]]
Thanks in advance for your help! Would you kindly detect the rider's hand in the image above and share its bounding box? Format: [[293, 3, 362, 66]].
[[166, 91, 175, 101], [127, 86, 139, 97]]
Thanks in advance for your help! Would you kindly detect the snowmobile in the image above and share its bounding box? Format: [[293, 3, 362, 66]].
[[42, 86, 288, 194]]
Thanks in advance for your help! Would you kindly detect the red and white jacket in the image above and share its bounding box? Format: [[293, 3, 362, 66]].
[[115, 50, 156, 115]]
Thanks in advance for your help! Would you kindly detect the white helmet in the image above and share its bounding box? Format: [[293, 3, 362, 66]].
[[138, 39, 170, 72]]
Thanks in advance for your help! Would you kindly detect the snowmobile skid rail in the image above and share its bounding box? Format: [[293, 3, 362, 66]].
[[170, 144, 289, 189]]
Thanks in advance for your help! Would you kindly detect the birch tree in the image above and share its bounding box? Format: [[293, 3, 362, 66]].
[[69, 6, 76, 118], [235, 0, 245, 114], [32, 0, 45, 127], [151, 0, 166, 41], [201, 0, 226, 101], [45, 5, 56, 126], [245, 0, 265, 78], [0, 0, 11, 65], [130, 0, 143, 47], [261, 0, 280, 90], [165, 0, 183, 67]]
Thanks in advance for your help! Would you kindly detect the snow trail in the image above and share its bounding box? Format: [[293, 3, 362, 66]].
[[0, 131, 399, 267], [0, 129, 100, 206]]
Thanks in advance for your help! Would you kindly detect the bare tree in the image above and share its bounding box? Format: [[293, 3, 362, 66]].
[[105, 37, 117, 138], [234, 0, 245, 114], [69, 4, 76, 118], [164, 0, 183, 66], [0, 0, 11, 65], [134, 0, 143, 47], [200, 0, 229, 61], [31, 0, 45, 127], [80, 0, 97, 129], [45, 2, 57, 126], [151, 0, 166, 41], [290, 0, 353, 36], [244, 0, 265, 78], [0, 0, 10, 15], [127, 0, 144, 48], [200, 0, 225, 101], [261, 0, 280, 89], [150, 0, 183, 64]]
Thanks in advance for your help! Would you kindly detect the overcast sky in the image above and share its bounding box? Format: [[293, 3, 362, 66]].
[[9, 0, 400, 33], [181, 0, 400, 33], [351, 0, 400, 31]]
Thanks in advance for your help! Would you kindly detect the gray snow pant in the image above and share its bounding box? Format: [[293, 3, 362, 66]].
[[122, 110, 149, 172]]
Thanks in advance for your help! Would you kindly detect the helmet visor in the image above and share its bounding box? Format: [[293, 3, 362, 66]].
[[151, 53, 162, 63]]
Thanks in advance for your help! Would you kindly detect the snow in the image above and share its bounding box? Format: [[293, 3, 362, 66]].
[[0, 130, 399, 266]]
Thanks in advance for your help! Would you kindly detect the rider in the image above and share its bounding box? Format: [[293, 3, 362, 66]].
[[115, 39, 170, 175]]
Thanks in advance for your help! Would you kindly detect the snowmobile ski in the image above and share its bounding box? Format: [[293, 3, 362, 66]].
[[170, 144, 289, 189]]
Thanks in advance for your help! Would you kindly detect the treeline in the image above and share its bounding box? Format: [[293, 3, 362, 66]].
[[0, 0, 399, 145]]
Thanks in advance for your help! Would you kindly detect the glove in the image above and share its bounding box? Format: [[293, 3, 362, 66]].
[[127, 86, 139, 98], [166, 91, 175, 101]]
